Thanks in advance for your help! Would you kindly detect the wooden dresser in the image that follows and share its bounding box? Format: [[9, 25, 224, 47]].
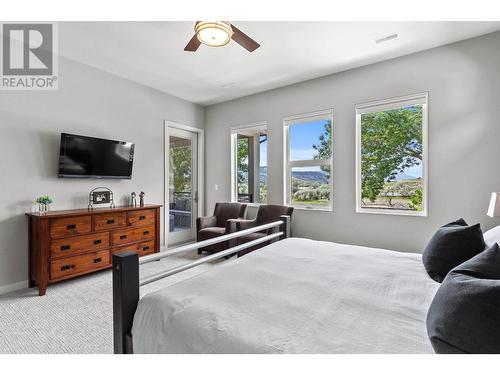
[[26, 204, 162, 296]]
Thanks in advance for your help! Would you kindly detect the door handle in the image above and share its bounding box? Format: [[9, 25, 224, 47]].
[[194, 191, 199, 203]]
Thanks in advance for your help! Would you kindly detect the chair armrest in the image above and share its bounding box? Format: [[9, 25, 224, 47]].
[[196, 215, 217, 232], [226, 218, 243, 233], [226, 219, 237, 234], [227, 218, 257, 232]]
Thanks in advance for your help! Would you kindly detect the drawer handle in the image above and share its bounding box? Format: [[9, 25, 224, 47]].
[[143, 230, 150, 235], [93, 239, 102, 245], [142, 246, 150, 251], [107, 219, 115, 224], [66, 224, 76, 230], [139, 215, 146, 220], [60, 245, 71, 251], [93, 257, 102, 264], [60, 264, 74, 271], [120, 235, 127, 240]]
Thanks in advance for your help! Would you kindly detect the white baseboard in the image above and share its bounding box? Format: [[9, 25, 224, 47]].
[[0, 280, 28, 295]]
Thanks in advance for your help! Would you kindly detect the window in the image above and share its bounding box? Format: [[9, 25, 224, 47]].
[[284, 110, 333, 210], [355, 93, 428, 216], [231, 122, 268, 204]]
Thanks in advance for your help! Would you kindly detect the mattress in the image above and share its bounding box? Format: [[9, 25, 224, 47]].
[[132, 237, 439, 353]]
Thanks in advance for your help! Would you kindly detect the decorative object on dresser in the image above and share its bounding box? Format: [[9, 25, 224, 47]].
[[131, 192, 137, 207], [88, 187, 115, 210], [36, 195, 53, 213], [27, 204, 162, 296], [139, 191, 145, 207]]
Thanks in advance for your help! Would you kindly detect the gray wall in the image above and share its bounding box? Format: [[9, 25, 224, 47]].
[[205, 31, 500, 253], [0, 56, 204, 291]]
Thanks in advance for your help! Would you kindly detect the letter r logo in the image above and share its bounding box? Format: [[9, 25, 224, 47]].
[[2, 23, 53, 75]]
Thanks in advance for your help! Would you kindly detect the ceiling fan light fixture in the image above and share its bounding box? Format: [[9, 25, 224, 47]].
[[195, 21, 233, 47]]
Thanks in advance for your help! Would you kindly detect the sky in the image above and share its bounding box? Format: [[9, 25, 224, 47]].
[[289, 119, 330, 161], [401, 163, 422, 178], [286, 119, 330, 173], [260, 134, 267, 167]]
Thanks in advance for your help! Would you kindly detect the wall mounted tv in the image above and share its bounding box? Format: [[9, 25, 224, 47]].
[[58, 133, 135, 179]]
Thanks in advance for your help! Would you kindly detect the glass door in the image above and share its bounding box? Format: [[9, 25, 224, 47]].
[[168, 127, 198, 245]]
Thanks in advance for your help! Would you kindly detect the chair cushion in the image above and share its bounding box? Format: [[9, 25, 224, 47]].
[[198, 227, 226, 240], [426, 243, 500, 353], [422, 218, 485, 282]]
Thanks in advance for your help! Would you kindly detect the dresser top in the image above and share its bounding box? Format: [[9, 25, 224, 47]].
[[26, 204, 162, 218]]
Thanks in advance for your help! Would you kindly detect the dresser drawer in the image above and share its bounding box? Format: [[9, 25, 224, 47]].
[[94, 212, 126, 231], [128, 209, 155, 226], [50, 216, 91, 238], [50, 250, 109, 281], [112, 225, 155, 246], [112, 240, 155, 259], [50, 232, 109, 259]]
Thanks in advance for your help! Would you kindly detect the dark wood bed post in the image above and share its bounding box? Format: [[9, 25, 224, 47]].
[[113, 251, 139, 354], [112, 216, 290, 354], [279, 215, 291, 240]]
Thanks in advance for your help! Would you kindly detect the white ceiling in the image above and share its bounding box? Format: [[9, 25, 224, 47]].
[[59, 22, 500, 106]]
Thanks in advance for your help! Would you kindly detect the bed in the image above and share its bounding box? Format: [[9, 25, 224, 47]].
[[128, 237, 438, 354]]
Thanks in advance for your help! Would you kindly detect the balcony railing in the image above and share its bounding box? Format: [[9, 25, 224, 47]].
[[169, 191, 192, 231], [237, 193, 253, 203]]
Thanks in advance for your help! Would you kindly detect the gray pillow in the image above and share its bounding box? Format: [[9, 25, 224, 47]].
[[426, 243, 500, 353], [422, 218, 485, 282]]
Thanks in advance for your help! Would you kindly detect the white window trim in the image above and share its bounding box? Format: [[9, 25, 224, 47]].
[[230, 121, 268, 206], [355, 92, 429, 217], [283, 109, 334, 211]]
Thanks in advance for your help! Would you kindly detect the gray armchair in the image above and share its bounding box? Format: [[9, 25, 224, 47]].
[[196, 202, 247, 254]]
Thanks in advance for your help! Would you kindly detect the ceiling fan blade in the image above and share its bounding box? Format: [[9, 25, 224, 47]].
[[230, 24, 260, 52], [184, 34, 201, 52]]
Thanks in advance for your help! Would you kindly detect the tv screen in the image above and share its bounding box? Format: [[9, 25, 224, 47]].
[[58, 133, 134, 179]]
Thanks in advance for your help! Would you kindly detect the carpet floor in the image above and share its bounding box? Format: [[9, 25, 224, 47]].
[[0, 251, 228, 354]]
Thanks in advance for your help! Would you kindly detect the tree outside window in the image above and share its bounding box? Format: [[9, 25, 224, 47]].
[[356, 93, 428, 215]]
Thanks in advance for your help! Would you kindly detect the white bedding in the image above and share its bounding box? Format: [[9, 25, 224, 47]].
[[132, 238, 439, 353]]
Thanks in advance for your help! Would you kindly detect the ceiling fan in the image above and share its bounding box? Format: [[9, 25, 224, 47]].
[[184, 21, 260, 52]]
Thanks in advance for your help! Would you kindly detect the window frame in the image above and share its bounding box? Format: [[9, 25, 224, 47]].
[[355, 92, 429, 217], [230, 121, 268, 206], [283, 109, 334, 212]]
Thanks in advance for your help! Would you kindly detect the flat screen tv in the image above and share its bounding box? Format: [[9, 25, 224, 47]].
[[58, 133, 134, 179]]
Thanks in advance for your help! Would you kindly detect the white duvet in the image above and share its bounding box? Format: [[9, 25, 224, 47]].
[[132, 238, 439, 353]]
